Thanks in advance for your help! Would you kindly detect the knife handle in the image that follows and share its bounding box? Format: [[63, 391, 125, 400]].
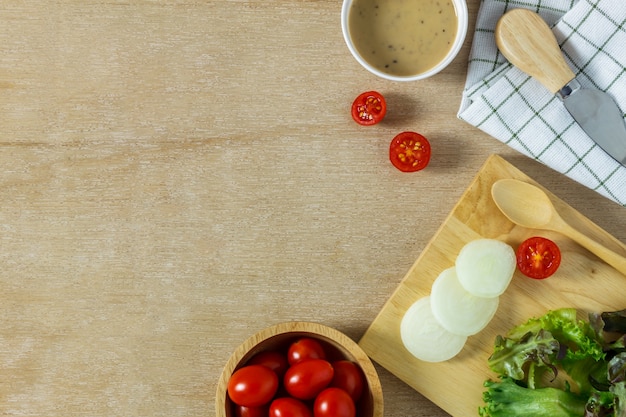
[[495, 9, 575, 94]]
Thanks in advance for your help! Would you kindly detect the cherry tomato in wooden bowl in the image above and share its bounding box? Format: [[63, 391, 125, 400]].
[[234, 404, 269, 417], [330, 360, 365, 403], [314, 387, 356, 417], [247, 350, 290, 378], [516, 236, 562, 279], [389, 131, 431, 172], [216, 322, 383, 417], [287, 337, 327, 365], [227, 364, 279, 407], [284, 359, 335, 400], [351, 91, 386, 126], [269, 397, 312, 417]]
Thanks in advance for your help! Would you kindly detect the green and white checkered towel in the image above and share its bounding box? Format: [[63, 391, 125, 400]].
[[458, 0, 626, 207]]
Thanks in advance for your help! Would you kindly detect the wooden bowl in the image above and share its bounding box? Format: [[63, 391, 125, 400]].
[[216, 321, 383, 417]]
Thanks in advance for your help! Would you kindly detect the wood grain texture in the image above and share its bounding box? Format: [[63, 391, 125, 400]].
[[0, 1, 624, 417], [358, 155, 626, 417]]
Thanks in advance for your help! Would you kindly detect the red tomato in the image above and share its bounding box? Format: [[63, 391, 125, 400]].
[[284, 359, 334, 400], [313, 388, 356, 417], [269, 397, 313, 417], [287, 338, 327, 365], [235, 404, 268, 417], [227, 365, 279, 407], [516, 236, 562, 279], [248, 350, 290, 378], [329, 361, 364, 403], [389, 131, 431, 172], [351, 91, 386, 126]]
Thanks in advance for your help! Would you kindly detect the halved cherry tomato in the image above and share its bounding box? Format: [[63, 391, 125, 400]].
[[351, 91, 386, 125], [313, 387, 356, 417], [287, 338, 327, 365], [227, 365, 279, 407], [269, 397, 313, 417], [329, 361, 364, 403], [389, 131, 431, 172], [248, 350, 290, 378], [284, 359, 334, 400], [516, 236, 561, 279]]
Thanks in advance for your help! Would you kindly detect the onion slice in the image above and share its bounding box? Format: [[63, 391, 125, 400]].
[[455, 239, 516, 298], [430, 267, 499, 336], [400, 296, 467, 362]]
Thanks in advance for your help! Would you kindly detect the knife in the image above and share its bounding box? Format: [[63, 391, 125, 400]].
[[495, 8, 626, 166]]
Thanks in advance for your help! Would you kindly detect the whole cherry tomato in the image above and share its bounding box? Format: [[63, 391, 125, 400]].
[[330, 361, 364, 403], [235, 404, 268, 417], [516, 236, 562, 279], [351, 91, 386, 126], [287, 338, 327, 365], [313, 387, 356, 417], [389, 131, 431, 172], [269, 397, 313, 417], [227, 364, 279, 407], [284, 359, 334, 400], [248, 350, 290, 378]]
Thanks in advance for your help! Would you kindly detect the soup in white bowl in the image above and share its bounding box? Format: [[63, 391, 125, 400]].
[[341, 0, 468, 81]]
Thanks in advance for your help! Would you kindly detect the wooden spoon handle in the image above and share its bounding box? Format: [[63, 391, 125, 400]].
[[495, 8, 575, 94], [561, 223, 626, 276]]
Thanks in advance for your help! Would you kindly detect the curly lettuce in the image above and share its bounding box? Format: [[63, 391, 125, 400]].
[[480, 308, 626, 417], [479, 377, 589, 417]]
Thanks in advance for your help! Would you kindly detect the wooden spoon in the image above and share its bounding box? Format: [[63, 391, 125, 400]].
[[491, 179, 626, 276]]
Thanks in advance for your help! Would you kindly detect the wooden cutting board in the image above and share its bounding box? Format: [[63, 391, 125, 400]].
[[358, 154, 626, 417]]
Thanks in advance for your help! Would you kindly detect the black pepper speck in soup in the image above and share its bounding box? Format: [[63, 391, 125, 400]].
[[349, 0, 458, 76]]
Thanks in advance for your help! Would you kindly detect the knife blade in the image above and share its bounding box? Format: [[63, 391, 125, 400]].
[[495, 8, 626, 166]]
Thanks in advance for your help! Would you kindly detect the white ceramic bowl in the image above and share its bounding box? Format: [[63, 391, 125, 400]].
[[341, 0, 469, 81]]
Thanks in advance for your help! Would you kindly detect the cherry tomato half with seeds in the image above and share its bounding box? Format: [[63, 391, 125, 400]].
[[227, 365, 279, 407], [313, 387, 356, 417], [269, 397, 313, 417], [516, 236, 562, 279], [389, 131, 431, 172], [330, 361, 364, 403], [351, 91, 386, 126], [287, 338, 327, 365], [248, 350, 290, 378], [284, 359, 334, 400]]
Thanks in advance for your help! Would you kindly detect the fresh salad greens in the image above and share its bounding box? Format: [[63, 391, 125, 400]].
[[479, 308, 626, 417]]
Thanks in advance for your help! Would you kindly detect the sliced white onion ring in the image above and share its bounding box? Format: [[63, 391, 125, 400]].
[[455, 239, 516, 298], [400, 296, 467, 362], [430, 267, 499, 336]]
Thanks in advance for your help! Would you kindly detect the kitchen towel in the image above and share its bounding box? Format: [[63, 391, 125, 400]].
[[458, 0, 626, 207]]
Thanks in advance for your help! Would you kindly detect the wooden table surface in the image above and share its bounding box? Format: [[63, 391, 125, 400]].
[[1, 2, 624, 416]]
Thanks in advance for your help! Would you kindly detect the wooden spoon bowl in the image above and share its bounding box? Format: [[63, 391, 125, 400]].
[[215, 322, 383, 417], [491, 179, 626, 276]]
